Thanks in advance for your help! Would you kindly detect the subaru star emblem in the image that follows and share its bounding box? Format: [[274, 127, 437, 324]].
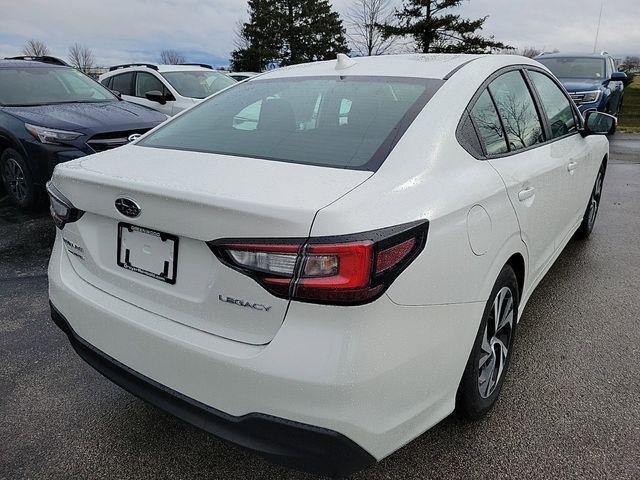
[[128, 133, 142, 142], [115, 198, 141, 218]]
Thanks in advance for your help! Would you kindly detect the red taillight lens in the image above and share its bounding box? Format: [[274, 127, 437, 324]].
[[375, 238, 415, 273], [208, 221, 428, 305], [300, 242, 373, 288], [294, 241, 377, 303]]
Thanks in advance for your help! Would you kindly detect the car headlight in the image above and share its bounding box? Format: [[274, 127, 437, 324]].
[[580, 90, 601, 103], [46, 181, 84, 229], [25, 123, 82, 145]]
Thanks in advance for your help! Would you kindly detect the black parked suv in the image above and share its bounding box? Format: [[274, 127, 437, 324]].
[[0, 57, 167, 208]]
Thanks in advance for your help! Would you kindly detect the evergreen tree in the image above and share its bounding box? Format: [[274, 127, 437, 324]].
[[231, 0, 349, 71], [378, 0, 509, 54], [231, 0, 281, 72]]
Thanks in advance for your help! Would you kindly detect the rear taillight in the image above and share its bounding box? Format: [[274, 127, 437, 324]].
[[46, 181, 84, 230], [208, 221, 428, 305]]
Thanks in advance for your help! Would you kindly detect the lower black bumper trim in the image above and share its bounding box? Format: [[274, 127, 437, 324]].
[[50, 302, 375, 477]]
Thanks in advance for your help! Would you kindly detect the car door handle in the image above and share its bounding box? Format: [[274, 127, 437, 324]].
[[518, 187, 535, 201], [567, 161, 578, 172]]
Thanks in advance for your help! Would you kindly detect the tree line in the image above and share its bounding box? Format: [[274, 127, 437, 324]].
[[22, 1, 637, 75], [20, 39, 189, 72], [18, 0, 512, 74], [231, 0, 510, 71]]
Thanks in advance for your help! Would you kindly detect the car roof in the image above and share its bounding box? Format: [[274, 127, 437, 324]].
[[0, 59, 67, 69], [256, 54, 540, 81]]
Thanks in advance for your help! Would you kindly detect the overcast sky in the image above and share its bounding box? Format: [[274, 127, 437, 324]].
[[0, 0, 637, 67]]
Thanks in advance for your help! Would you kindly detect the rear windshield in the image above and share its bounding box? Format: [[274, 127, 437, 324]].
[[139, 76, 443, 170], [0, 66, 116, 106], [537, 57, 606, 79]]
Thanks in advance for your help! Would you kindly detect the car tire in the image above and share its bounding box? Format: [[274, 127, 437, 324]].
[[0, 148, 41, 209], [456, 264, 519, 419], [575, 164, 605, 239]]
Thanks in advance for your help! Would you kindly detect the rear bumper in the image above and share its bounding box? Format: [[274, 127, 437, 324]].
[[50, 302, 375, 477], [49, 231, 484, 471]]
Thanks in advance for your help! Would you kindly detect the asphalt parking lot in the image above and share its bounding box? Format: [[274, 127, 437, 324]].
[[1, 135, 639, 480]]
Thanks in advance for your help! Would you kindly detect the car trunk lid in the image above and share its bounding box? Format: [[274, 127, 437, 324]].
[[52, 145, 372, 344]]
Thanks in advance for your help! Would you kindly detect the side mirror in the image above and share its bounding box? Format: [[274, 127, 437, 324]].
[[611, 71, 627, 83], [145, 90, 167, 105], [581, 110, 617, 136], [110, 89, 122, 99]]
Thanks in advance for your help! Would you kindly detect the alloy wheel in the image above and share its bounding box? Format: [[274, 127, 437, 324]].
[[478, 286, 515, 398], [2, 156, 29, 202], [587, 170, 604, 230]]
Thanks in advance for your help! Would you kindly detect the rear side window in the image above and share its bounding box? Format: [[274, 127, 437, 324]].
[[528, 71, 577, 139], [488, 71, 544, 151], [140, 76, 443, 170], [111, 72, 134, 96], [469, 90, 508, 155], [101, 77, 112, 89], [135, 72, 165, 98]]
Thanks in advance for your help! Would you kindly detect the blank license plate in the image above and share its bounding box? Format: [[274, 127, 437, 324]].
[[117, 223, 179, 284]]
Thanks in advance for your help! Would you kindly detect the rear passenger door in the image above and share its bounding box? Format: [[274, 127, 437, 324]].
[[470, 69, 569, 281], [526, 68, 591, 238]]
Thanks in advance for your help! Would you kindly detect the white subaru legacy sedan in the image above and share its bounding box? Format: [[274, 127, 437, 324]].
[[47, 54, 614, 476]]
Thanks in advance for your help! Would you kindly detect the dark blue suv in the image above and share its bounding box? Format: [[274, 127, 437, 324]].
[[0, 58, 167, 209], [537, 52, 627, 117]]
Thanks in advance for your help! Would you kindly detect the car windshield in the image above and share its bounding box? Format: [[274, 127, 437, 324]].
[[538, 57, 606, 79], [161, 71, 237, 99], [0, 66, 116, 106], [139, 76, 442, 170]]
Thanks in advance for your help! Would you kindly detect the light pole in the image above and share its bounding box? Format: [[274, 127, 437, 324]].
[[593, 1, 604, 53]]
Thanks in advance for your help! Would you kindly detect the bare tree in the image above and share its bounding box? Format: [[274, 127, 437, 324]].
[[22, 39, 50, 57], [519, 46, 541, 58], [160, 50, 186, 64], [345, 0, 397, 56], [500, 46, 541, 58], [67, 43, 95, 73]]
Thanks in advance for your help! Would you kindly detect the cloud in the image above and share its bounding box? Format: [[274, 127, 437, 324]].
[[0, 0, 638, 67], [0, 0, 247, 65], [441, 0, 640, 57]]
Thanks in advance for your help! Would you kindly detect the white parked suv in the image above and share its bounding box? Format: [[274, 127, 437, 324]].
[[48, 54, 614, 476], [98, 63, 236, 116]]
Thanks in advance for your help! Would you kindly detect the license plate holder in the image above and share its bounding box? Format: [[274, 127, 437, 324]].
[[117, 223, 179, 284]]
